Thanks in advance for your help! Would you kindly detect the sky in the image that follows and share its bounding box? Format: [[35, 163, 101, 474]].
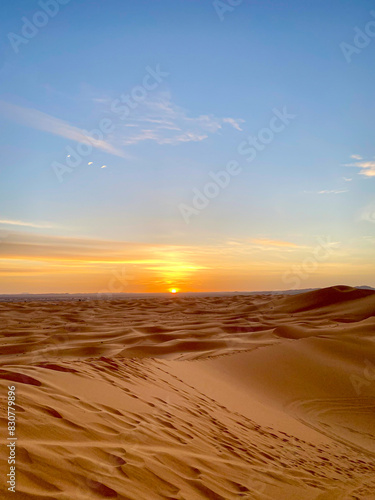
[[0, 0, 374, 293]]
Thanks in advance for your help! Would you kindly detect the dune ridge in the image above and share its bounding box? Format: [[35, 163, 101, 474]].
[[1, 286, 375, 499]]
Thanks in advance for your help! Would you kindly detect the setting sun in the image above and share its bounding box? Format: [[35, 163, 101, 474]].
[[169, 288, 179, 294]]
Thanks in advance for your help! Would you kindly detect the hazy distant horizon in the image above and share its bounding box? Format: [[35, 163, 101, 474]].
[[1, 284, 374, 302]]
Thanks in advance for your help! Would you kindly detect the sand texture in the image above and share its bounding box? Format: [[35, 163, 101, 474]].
[[1, 285, 375, 499]]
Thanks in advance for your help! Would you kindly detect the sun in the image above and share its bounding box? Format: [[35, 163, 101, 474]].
[[169, 288, 179, 294]]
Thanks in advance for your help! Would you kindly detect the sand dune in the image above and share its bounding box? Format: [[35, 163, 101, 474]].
[[1, 286, 375, 499]]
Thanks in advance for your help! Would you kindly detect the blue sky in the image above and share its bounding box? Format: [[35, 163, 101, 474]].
[[0, 0, 374, 292]]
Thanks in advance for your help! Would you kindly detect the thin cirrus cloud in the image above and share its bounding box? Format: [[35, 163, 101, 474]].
[[343, 156, 375, 178], [0, 95, 244, 157], [4, 231, 365, 293], [0, 232, 207, 287], [0, 232, 309, 264], [318, 189, 348, 194], [116, 91, 244, 146], [0, 100, 128, 158], [0, 219, 55, 229], [353, 161, 375, 177]]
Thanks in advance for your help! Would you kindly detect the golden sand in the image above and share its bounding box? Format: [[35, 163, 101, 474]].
[[0, 286, 374, 499]]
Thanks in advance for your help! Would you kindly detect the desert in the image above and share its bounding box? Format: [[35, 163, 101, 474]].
[[0, 285, 374, 499]]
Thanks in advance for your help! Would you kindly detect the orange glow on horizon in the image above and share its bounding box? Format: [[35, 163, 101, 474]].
[[0, 232, 374, 294]]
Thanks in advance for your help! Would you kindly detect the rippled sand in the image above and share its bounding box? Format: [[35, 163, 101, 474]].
[[1, 285, 375, 499]]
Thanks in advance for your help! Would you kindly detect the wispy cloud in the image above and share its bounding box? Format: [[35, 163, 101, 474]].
[[4, 232, 368, 293], [0, 231, 207, 287], [0, 100, 127, 158], [343, 156, 375, 178], [0, 219, 54, 229], [318, 189, 348, 194], [222, 117, 243, 131], [115, 91, 244, 146], [354, 161, 375, 177]]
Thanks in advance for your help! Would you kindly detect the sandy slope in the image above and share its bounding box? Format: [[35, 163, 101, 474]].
[[0, 285, 374, 499]]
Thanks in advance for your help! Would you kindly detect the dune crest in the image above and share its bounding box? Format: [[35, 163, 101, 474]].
[[1, 286, 375, 499], [275, 285, 375, 313]]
